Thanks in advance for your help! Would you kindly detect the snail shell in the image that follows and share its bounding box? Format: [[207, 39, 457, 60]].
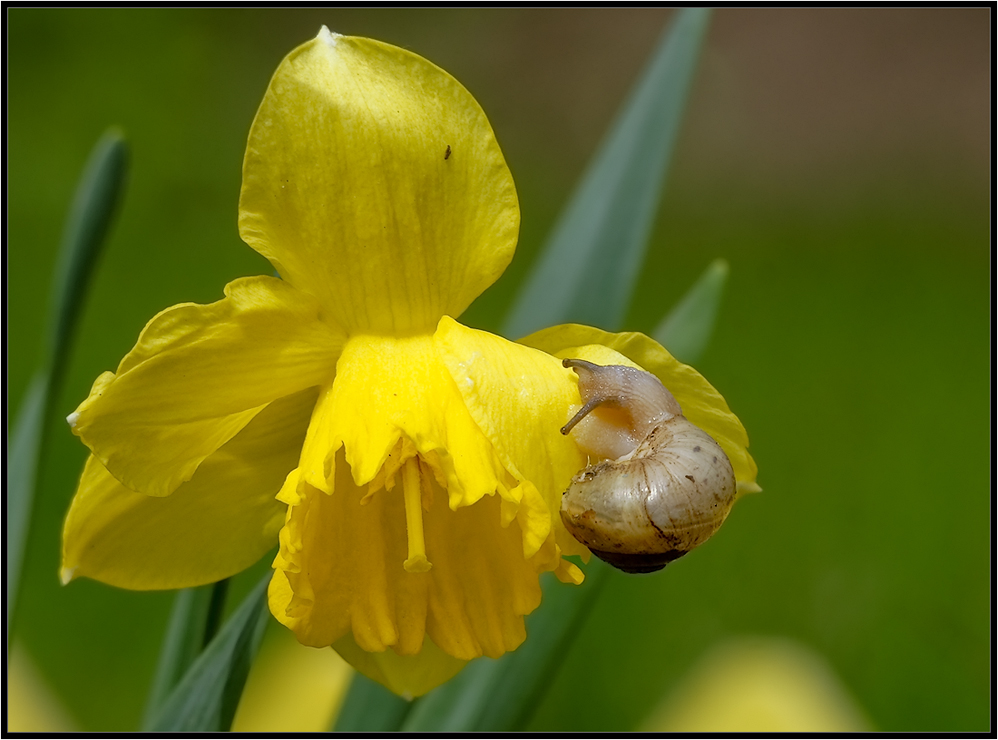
[[560, 358, 736, 574]]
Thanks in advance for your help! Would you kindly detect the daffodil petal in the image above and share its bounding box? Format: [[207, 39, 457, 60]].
[[62, 388, 317, 590], [271, 452, 543, 663], [331, 633, 467, 700], [239, 30, 519, 334], [313, 334, 502, 509], [434, 317, 584, 496], [520, 324, 760, 493], [70, 276, 343, 497], [423, 488, 542, 659], [434, 317, 589, 559]]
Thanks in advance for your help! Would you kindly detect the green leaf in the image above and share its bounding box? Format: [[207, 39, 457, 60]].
[[142, 580, 230, 729], [6, 128, 128, 626], [6, 374, 47, 621], [147, 574, 270, 732], [653, 258, 730, 363], [45, 129, 130, 365], [503, 8, 712, 339], [394, 12, 720, 731], [332, 674, 414, 732], [404, 256, 731, 730], [330, 9, 715, 732]]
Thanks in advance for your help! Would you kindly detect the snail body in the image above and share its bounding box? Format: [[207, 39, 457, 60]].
[[560, 359, 736, 574]]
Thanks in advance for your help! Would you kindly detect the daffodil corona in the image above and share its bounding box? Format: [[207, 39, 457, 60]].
[[62, 29, 758, 696]]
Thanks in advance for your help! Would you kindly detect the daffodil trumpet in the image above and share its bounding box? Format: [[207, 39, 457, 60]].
[[61, 27, 758, 697]]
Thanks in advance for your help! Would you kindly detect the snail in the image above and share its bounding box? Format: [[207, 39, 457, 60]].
[[559, 358, 736, 574]]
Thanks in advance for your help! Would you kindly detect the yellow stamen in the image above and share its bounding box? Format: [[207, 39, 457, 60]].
[[402, 457, 432, 573]]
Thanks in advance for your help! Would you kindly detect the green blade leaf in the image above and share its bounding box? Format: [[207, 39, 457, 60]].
[[330, 10, 715, 733], [404, 257, 731, 731], [6, 128, 128, 626], [46, 128, 130, 365], [142, 580, 230, 729], [403, 258, 732, 732], [147, 574, 270, 732], [398, 13, 720, 730], [6, 374, 47, 623], [332, 674, 414, 732], [503, 8, 711, 339], [653, 258, 730, 363]]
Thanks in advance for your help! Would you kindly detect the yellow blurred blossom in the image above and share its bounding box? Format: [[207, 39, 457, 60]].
[[643, 638, 872, 732]]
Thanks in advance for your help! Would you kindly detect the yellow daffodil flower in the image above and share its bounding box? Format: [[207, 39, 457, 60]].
[[61, 28, 758, 697]]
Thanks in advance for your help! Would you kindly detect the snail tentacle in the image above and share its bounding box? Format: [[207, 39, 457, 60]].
[[560, 394, 606, 435]]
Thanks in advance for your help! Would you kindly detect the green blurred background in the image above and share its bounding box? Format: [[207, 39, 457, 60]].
[[7, 8, 990, 732]]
